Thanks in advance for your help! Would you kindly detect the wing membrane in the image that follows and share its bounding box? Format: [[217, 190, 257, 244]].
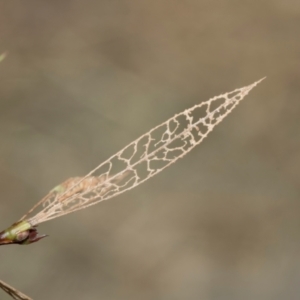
[[23, 78, 264, 225]]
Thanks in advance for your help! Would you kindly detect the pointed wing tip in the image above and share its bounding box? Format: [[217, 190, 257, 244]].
[[257, 76, 267, 84], [252, 76, 267, 87], [242, 76, 266, 95]]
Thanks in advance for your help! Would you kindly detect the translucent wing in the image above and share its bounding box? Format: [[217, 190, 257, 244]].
[[22, 78, 265, 226], [0, 279, 32, 300]]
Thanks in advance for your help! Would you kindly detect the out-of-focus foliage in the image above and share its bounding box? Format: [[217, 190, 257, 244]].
[[0, 52, 6, 63]]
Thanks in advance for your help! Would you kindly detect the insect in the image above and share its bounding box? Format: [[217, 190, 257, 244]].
[[0, 78, 265, 299]]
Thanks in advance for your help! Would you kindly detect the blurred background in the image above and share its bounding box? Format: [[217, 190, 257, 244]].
[[0, 1, 299, 299]]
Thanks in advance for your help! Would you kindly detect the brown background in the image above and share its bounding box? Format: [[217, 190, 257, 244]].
[[0, 1, 299, 299]]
